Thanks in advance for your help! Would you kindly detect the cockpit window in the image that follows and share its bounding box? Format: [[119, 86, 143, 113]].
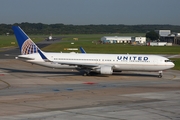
[[165, 60, 172, 62]]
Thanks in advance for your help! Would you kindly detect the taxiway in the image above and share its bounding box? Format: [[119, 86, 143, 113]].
[[0, 59, 180, 120]]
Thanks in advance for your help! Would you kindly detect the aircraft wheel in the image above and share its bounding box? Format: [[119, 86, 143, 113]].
[[83, 72, 87, 76], [158, 71, 163, 78], [83, 72, 90, 76], [158, 74, 162, 78]]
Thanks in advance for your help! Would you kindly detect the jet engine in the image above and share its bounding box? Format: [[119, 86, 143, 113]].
[[96, 66, 113, 75]]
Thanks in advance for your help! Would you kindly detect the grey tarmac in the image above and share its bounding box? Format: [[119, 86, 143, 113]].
[[0, 59, 180, 120]]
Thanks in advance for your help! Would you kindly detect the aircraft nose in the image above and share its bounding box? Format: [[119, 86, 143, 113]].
[[171, 62, 175, 68]]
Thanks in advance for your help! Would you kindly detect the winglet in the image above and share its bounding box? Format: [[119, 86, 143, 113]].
[[80, 47, 86, 53], [12, 26, 39, 55]]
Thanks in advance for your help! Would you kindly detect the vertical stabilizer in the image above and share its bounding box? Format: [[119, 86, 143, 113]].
[[12, 26, 39, 55]]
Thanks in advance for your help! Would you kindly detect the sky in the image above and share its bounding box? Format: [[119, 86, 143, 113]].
[[0, 0, 180, 25]]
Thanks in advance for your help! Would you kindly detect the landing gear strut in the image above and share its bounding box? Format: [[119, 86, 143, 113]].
[[158, 71, 163, 78], [83, 70, 90, 76]]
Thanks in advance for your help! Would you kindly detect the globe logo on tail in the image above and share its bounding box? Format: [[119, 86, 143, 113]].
[[21, 39, 38, 55]]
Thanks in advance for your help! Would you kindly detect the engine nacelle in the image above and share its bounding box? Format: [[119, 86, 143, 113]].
[[97, 66, 113, 75]]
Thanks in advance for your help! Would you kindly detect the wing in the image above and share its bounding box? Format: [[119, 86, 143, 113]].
[[37, 49, 113, 69], [37, 49, 100, 68]]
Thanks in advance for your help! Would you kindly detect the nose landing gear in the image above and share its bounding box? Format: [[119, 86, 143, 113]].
[[158, 71, 163, 78]]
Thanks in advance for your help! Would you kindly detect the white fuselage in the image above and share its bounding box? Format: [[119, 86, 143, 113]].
[[18, 52, 174, 72]]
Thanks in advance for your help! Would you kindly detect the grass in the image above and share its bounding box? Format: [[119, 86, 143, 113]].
[[0, 35, 45, 49], [170, 58, 180, 70], [41, 34, 180, 54], [0, 35, 16, 48], [0, 33, 145, 49], [42, 40, 180, 54]]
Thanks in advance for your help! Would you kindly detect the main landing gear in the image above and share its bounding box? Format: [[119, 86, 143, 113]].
[[83, 72, 89, 76], [158, 71, 163, 78], [83, 70, 98, 76], [83, 70, 91, 76]]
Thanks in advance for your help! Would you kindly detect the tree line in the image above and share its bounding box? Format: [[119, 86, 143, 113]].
[[0, 22, 180, 35]]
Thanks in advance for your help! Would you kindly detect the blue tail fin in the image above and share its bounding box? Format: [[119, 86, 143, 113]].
[[12, 26, 39, 55], [80, 47, 86, 53]]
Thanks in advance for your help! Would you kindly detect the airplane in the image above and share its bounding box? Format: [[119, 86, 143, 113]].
[[12, 26, 175, 78]]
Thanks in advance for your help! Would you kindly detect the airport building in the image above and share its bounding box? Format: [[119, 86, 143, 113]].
[[101, 36, 132, 43], [101, 36, 146, 44], [155, 30, 173, 43], [132, 37, 146, 44], [174, 33, 180, 44], [155, 30, 180, 45], [101, 30, 180, 45], [155, 30, 171, 36]]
